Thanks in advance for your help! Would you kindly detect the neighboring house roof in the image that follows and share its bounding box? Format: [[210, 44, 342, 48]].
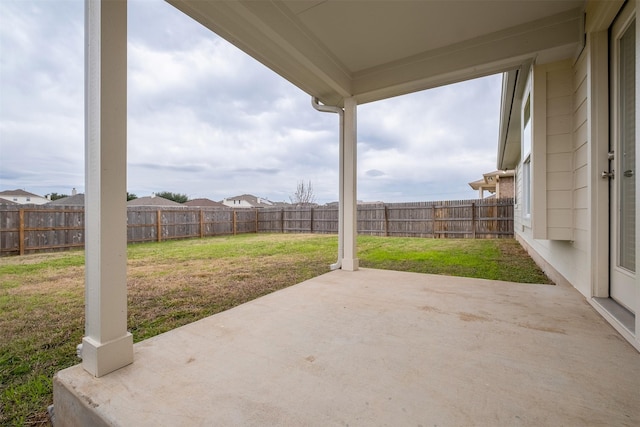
[[126, 196, 182, 206], [183, 198, 225, 207], [468, 178, 490, 192], [49, 193, 85, 206], [469, 170, 515, 188], [0, 197, 19, 205], [0, 188, 49, 205], [469, 170, 515, 198], [222, 194, 275, 208], [0, 189, 44, 198]]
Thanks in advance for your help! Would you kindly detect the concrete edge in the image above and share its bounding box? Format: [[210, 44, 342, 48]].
[[53, 370, 111, 427]]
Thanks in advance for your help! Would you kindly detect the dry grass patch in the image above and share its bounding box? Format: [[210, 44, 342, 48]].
[[1, 234, 548, 425]]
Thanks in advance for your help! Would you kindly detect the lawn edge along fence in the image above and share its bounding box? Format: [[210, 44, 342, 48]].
[[0, 198, 513, 256]]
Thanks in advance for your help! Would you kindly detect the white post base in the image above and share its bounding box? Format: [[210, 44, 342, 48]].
[[341, 258, 359, 271], [82, 333, 133, 377]]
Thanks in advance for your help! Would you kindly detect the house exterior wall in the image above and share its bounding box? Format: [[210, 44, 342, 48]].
[[512, 2, 640, 350], [545, 61, 575, 240], [222, 199, 253, 208], [0, 195, 49, 205], [496, 175, 514, 198], [514, 47, 591, 297], [572, 49, 591, 296]]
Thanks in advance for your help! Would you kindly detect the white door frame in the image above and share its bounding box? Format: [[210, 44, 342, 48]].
[[588, 2, 640, 351], [609, 2, 637, 313]]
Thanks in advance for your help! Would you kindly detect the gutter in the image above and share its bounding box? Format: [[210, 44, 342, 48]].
[[497, 69, 518, 170], [311, 97, 344, 270]]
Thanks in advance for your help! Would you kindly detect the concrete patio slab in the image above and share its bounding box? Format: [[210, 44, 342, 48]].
[[54, 268, 640, 426]]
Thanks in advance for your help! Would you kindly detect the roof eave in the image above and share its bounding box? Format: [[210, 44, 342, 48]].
[[167, 2, 584, 106], [496, 55, 537, 171], [497, 69, 519, 170]]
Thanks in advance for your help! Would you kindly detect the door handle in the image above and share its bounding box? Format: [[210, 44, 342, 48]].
[[623, 169, 634, 177], [602, 170, 615, 179]]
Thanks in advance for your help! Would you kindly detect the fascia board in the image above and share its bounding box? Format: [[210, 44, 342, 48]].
[[498, 61, 532, 170], [497, 69, 519, 170]]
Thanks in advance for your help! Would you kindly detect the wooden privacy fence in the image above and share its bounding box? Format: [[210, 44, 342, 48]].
[[0, 198, 513, 256]]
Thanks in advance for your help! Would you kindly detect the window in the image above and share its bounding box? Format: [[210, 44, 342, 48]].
[[522, 95, 532, 219]]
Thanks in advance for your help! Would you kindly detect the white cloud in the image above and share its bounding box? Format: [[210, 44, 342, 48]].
[[1, 0, 503, 204], [357, 76, 502, 201]]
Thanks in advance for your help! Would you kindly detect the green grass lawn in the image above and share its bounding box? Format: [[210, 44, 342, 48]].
[[0, 234, 549, 425]]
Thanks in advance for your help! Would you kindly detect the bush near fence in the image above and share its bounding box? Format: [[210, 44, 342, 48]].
[[0, 198, 513, 256]]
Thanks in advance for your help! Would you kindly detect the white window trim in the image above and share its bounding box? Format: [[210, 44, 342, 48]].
[[521, 74, 533, 227]]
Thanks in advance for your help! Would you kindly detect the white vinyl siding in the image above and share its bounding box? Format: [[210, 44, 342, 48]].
[[512, 2, 640, 349], [573, 50, 589, 250], [531, 60, 574, 240], [513, 54, 590, 295]]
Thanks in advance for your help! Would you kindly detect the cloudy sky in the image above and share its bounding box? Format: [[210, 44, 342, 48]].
[[0, 0, 502, 204]]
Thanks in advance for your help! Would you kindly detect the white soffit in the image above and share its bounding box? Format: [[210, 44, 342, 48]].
[[167, 0, 585, 105], [292, 0, 582, 72]]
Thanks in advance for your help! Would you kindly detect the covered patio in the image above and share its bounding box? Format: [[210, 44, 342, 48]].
[[52, 0, 639, 424], [54, 268, 639, 425]]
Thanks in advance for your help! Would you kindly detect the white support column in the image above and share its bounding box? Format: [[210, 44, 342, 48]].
[[82, 0, 133, 377], [342, 97, 359, 271]]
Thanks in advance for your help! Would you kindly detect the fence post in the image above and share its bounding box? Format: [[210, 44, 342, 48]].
[[431, 205, 436, 238], [255, 209, 258, 233], [157, 210, 162, 242], [19, 209, 25, 255], [310, 207, 314, 233], [200, 210, 204, 238], [494, 201, 499, 238], [383, 204, 389, 237], [233, 210, 237, 235], [472, 202, 476, 239], [281, 208, 284, 233]]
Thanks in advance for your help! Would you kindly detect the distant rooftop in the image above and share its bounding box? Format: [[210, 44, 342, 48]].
[[127, 195, 182, 206], [49, 194, 85, 206], [223, 194, 275, 208], [0, 189, 44, 198], [183, 198, 225, 207], [0, 198, 19, 205]]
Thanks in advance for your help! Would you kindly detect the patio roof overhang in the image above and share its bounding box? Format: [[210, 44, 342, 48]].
[[166, 0, 586, 107], [78, 0, 592, 379]]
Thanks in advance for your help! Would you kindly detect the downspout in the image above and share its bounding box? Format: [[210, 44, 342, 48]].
[[311, 96, 344, 270]]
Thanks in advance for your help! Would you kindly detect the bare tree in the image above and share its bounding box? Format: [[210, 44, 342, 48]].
[[289, 180, 316, 206]]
